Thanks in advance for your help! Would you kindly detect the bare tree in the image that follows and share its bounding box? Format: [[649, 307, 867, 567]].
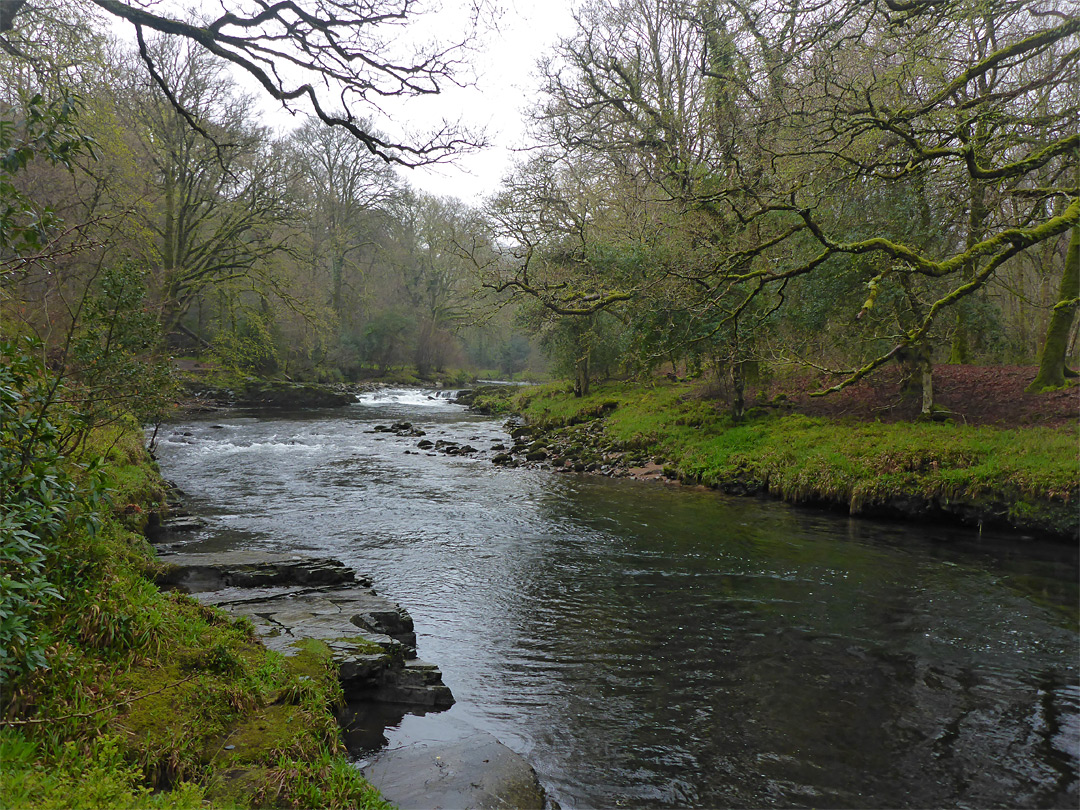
[[0, 0, 485, 164], [287, 116, 404, 322]]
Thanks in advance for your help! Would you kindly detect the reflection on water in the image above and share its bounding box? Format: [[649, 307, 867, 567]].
[[155, 391, 1079, 808]]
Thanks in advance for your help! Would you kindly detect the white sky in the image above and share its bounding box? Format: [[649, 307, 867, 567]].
[[255, 0, 580, 204], [106, 0, 579, 204], [391, 0, 579, 204]]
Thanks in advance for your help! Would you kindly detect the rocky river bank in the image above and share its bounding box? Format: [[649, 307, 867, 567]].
[[457, 384, 1079, 541], [150, 512, 544, 810]]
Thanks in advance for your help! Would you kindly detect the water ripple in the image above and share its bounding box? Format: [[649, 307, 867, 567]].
[[155, 395, 1080, 809]]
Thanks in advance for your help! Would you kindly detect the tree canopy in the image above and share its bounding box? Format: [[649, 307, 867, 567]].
[[477, 0, 1078, 407], [0, 0, 1076, 404]]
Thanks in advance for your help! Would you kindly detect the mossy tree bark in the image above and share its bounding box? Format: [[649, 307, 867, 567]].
[[950, 118, 989, 365], [574, 351, 590, 397], [1027, 223, 1080, 393]]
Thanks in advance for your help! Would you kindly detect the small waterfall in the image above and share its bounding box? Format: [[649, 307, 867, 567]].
[[355, 388, 464, 407]]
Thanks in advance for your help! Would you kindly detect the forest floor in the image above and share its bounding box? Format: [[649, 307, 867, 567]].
[[754, 365, 1078, 429]]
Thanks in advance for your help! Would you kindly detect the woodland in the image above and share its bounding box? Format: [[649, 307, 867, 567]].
[[0, 2, 1076, 806], [0, 0, 1076, 427]]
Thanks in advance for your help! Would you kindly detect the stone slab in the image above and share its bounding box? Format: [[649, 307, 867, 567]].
[[360, 715, 544, 810], [158, 553, 447, 706], [156, 552, 360, 592], [186, 582, 418, 654]]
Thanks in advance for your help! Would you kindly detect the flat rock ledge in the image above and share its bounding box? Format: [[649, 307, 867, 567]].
[[155, 552, 545, 808], [359, 715, 545, 810], [156, 552, 452, 708]]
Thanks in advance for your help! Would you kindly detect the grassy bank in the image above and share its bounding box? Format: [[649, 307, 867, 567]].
[[0, 422, 389, 809], [475, 380, 1079, 539]]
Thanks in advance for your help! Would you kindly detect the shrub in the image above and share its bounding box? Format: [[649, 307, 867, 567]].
[[0, 339, 105, 682]]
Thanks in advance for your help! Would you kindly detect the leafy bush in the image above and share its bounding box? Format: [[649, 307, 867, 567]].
[[0, 93, 90, 256], [69, 265, 176, 433], [0, 339, 105, 682]]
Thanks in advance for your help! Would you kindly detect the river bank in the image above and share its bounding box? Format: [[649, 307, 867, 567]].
[[1, 393, 546, 810], [466, 378, 1079, 541], [0, 421, 395, 809], [152, 390, 1079, 807]]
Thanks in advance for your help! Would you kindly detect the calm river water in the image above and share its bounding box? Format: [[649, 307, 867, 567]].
[[154, 389, 1079, 809]]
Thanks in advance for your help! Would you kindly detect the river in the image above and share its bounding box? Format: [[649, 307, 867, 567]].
[[154, 388, 1079, 809]]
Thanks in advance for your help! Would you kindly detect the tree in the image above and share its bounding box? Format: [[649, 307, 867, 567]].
[[772, 0, 1078, 405], [1027, 219, 1079, 392], [499, 0, 1079, 414], [287, 115, 404, 323], [394, 193, 475, 376], [1, 0, 484, 164], [119, 37, 295, 338]]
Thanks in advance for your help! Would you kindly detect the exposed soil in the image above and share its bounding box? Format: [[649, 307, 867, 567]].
[[755, 365, 1078, 429]]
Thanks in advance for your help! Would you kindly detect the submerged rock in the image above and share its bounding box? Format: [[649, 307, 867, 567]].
[[156, 516, 207, 534], [360, 714, 544, 810]]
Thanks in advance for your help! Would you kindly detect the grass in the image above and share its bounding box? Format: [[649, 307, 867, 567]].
[[499, 379, 1079, 538], [0, 424, 391, 810]]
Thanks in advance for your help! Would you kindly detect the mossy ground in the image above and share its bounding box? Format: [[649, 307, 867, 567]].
[[497, 379, 1079, 538], [0, 428, 390, 810]]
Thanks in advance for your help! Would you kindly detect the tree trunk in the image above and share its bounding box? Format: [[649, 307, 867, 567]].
[[1027, 223, 1080, 393], [729, 361, 745, 422], [899, 342, 935, 416], [574, 351, 590, 397], [920, 356, 934, 417], [950, 164, 987, 364]]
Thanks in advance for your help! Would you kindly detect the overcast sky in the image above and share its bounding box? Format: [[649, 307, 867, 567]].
[[392, 0, 579, 203], [253, 0, 580, 204]]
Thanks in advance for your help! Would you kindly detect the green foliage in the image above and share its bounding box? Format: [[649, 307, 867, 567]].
[[498, 334, 532, 376], [0, 93, 91, 255], [533, 309, 628, 393], [0, 339, 105, 682], [359, 310, 414, 373], [70, 265, 176, 432], [211, 312, 280, 376]]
